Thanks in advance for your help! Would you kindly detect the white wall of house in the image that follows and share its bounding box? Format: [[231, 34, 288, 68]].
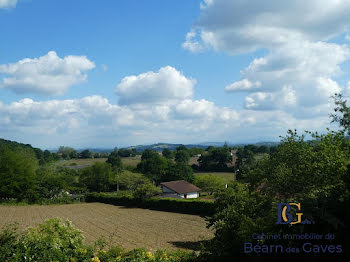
[[161, 186, 199, 199], [179, 192, 199, 199], [185, 192, 199, 198]]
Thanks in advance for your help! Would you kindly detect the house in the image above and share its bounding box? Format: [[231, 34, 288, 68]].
[[230, 149, 237, 156], [160, 180, 200, 199]]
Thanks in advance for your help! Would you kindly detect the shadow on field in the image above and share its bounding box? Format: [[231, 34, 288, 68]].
[[168, 239, 211, 251]]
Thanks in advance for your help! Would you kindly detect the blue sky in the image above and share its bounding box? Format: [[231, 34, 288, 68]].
[[1, 0, 350, 149]]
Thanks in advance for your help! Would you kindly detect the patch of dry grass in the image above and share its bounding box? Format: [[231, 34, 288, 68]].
[[121, 156, 141, 167], [194, 172, 236, 184]]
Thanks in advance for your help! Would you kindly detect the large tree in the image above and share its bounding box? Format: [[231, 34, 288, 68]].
[[79, 162, 114, 192], [0, 145, 38, 201], [137, 149, 170, 184]]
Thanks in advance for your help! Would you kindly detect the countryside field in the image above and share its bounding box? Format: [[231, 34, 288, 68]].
[[0, 203, 213, 251], [194, 172, 236, 184], [58, 156, 141, 169]]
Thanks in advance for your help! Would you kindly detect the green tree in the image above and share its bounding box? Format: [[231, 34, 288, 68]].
[[0, 145, 38, 201], [132, 182, 161, 200], [166, 163, 195, 183], [198, 147, 232, 171], [79, 149, 91, 159], [162, 148, 172, 159], [188, 147, 204, 157], [330, 93, 350, 133], [174, 150, 190, 164], [79, 162, 114, 192], [204, 182, 273, 260], [106, 150, 123, 173], [194, 174, 226, 195], [58, 146, 77, 159], [137, 149, 169, 184], [115, 170, 150, 191], [175, 144, 188, 152]]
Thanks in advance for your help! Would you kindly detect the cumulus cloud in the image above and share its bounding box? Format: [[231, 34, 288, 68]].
[[0, 51, 95, 95], [225, 79, 261, 92], [181, 31, 205, 53], [184, 0, 350, 55], [0, 0, 17, 8], [116, 66, 196, 105], [0, 93, 242, 147], [184, 0, 350, 119]]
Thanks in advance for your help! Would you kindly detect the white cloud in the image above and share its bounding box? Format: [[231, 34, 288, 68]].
[[185, 0, 350, 119], [0, 51, 95, 95], [0, 92, 334, 148], [225, 79, 261, 92], [116, 66, 196, 105], [0, 0, 17, 8], [181, 31, 205, 53], [184, 0, 350, 55]]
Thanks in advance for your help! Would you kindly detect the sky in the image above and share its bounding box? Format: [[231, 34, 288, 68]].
[[1, 0, 350, 149]]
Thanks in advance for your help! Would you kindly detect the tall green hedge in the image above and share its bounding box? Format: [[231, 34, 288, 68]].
[[85, 192, 215, 216]]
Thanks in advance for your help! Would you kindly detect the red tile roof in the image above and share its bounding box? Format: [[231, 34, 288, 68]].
[[160, 180, 200, 194]]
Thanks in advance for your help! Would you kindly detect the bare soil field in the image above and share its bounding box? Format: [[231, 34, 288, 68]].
[[0, 203, 213, 251]]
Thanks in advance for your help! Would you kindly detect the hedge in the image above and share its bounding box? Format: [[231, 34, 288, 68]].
[[85, 192, 215, 216]]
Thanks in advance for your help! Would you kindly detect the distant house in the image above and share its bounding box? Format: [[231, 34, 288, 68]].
[[160, 180, 200, 199], [230, 149, 237, 156]]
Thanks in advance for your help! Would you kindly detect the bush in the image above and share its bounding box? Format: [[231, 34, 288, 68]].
[[133, 182, 161, 200], [85, 192, 215, 216], [0, 219, 197, 262]]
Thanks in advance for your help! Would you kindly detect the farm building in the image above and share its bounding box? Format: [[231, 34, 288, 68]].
[[160, 180, 200, 199]]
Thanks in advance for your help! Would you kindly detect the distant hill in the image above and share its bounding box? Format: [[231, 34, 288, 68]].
[[126, 141, 280, 152], [49, 141, 281, 153], [127, 143, 208, 152]]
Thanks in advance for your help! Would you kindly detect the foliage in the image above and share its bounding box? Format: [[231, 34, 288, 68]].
[[198, 147, 232, 172], [162, 148, 172, 159], [137, 149, 171, 184], [115, 170, 150, 191], [194, 174, 226, 195], [0, 145, 38, 202], [166, 163, 195, 183], [0, 219, 196, 262], [175, 150, 190, 164], [80, 149, 92, 159], [85, 192, 215, 216], [204, 129, 350, 259], [138, 149, 196, 184], [79, 162, 114, 192], [133, 182, 161, 200], [188, 147, 204, 157], [106, 149, 123, 173], [330, 93, 350, 134], [117, 148, 137, 157], [58, 146, 78, 159], [203, 182, 273, 260]]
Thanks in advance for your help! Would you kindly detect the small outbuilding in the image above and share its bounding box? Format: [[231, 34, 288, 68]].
[[160, 180, 200, 199]]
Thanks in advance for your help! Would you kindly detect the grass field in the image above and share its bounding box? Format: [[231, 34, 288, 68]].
[[194, 172, 236, 184], [57, 156, 141, 169], [121, 156, 141, 167], [0, 203, 212, 251]]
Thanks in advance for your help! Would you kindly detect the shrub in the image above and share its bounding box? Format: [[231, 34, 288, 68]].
[[133, 183, 161, 200], [0, 219, 197, 262], [85, 192, 215, 216]]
